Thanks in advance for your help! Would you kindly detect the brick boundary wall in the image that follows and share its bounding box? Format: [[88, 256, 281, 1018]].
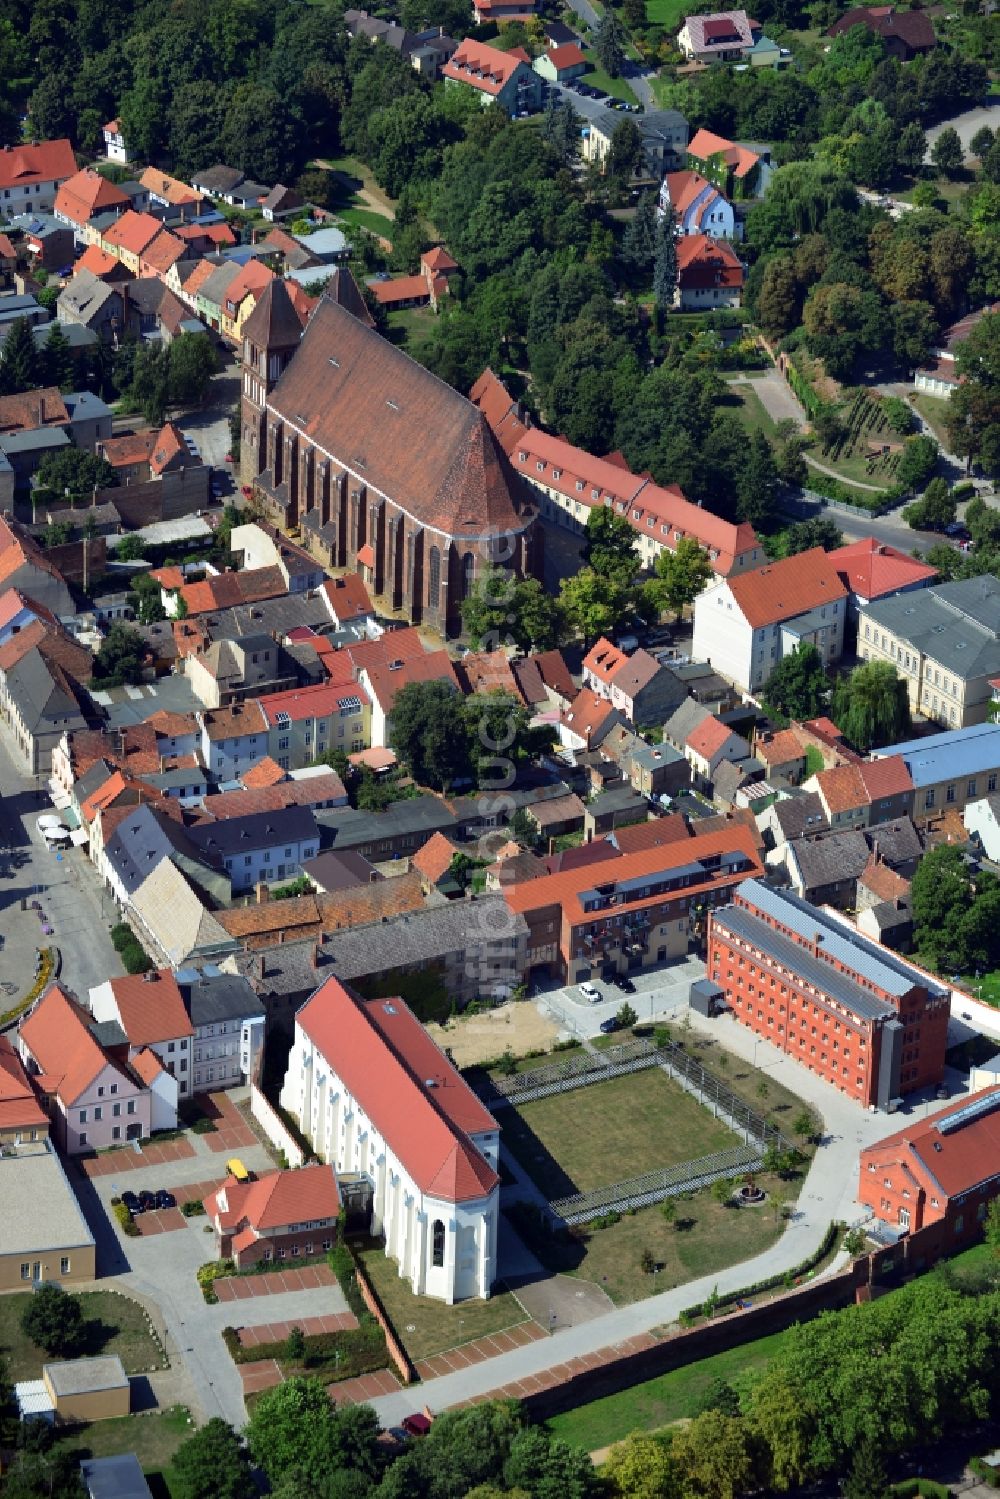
[[249, 1083, 305, 1168], [351, 1253, 417, 1386]]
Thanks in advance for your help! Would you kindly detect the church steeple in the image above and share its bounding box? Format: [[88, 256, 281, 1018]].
[[239, 280, 303, 487]]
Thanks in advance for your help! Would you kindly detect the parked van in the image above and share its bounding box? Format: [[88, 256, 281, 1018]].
[[226, 1158, 251, 1183]]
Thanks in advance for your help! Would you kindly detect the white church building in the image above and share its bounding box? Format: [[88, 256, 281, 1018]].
[[280, 977, 501, 1303]]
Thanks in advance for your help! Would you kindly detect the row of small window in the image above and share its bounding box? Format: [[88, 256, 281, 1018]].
[[95, 1083, 120, 1096], [224, 846, 317, 869], [260, 1240, 333, 1261], [21, 1259, 72, 1280], [77, 1127, 133, 1145], [923, 773, 996, 809], [79, 1103, 135, 1121]]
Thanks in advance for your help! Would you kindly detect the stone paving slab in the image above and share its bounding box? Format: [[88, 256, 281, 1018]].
[[168, 1178, 224, 1206], [330, 1369, 403, 1406], [136, 1207, 185, 1236], [239, 1359, 283, 1396], [214, 1265, 337, 1302], [81, 1138, 196, 1177], [236, 1312, 358, 1347]]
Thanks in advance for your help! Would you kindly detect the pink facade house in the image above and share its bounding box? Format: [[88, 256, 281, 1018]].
[[18, 986, 157, 1154]]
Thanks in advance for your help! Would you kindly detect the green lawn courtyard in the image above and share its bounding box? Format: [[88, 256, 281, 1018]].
[[500, 1068, 737, 1200], [358, 1245, 533, 1363], [51, 1407, 193, 1495], [580, 54, 639, 103], [721, 382, 780, 441], [0, 1290, 164, 1381], [645, 0, 687, 24]]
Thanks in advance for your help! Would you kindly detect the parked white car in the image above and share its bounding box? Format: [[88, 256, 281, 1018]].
[[579, 982, 601, 1003]]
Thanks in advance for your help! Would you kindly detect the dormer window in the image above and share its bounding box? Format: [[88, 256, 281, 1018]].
[[519, 450, 527, 462]]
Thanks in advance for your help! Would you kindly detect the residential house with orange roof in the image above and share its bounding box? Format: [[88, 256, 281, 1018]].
[[204, 1163, 341, 1268], [356, 648, 458, 748], [442, 37, 542, 113], [829, 537, 938, 646], [220, 260, 275, 343], [98, 422, 192, 483], [582, 636, 686, 724], [139, 228, 186, 281], [675, 233, 745, 309], [280, 976, 501, 1300], [0, 139, 76, 213], [367, 245, 460, 313], [533, 41, 587, 82], [320, 573, 375, 630], [255, 678, 371, 767], [806, 762, 871, 830], [74, 244, 130, 283], [682, 713, 751, 787], [858, 1087, 1000, 1242], [692, 547, 848, 693], [18, 985, 159, 1152], [411, 830, 462, 894], [0, 1034, 49, 1143], [89, 971, 194, 1109], [54, 169, 130, 238], [470, 369, 763, 578], [100, 211, 163, 274], [686, 127, 773, 198], [659, 168, 738, 240], [855, 852, 913, 949], [753, 727, 807, 784], [139, 167, 205, 217], [504, 822, 763, 983], [558, 686, 625, 754]]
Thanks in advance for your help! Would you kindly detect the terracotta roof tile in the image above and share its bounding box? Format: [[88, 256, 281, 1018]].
[[412, 831, 460, 883], [815, 763, 869, 815], [727, 548, 847, 630], [686, 715, 733, 760], [0, 139, 76, 193], [298, 978, 498, 1202], [829, 537, 938, 602], [19, 985, 128, 1106], [755, 729, 807, 768], [858, 855, 910, 904], [55, 169, 129, 227], [206, 1162, 341, 1232], [0, 1035, 48, 1130], [859, 755, 913, 801], [321, 574, 372, 624], [103, 211, 163, 258], [241, 757, 287, 789], [107, 969, 194, 1045]]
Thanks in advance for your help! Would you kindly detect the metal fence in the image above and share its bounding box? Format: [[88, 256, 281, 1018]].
[[550, 1143, 763, 1224], [485, 1036, 788, 1153]]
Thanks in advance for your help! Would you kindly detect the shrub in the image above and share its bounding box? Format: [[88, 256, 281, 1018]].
[[969, 1460, 1000, 1490], [680, 1221, 840, 1321], [197, 1260, 235, 1303], [120, 938, 152, 975], [182, 1200, 206, 1218], [110, 923, 133, 952], [112, 1199, 139, 1237], [191, 1117, 217, 1135], [221, 1320, 389, 1382]]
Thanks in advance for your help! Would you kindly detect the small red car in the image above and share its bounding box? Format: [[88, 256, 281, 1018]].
[[401, 1414, 432, 1438]]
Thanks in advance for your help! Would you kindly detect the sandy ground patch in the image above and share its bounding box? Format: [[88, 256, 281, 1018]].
[[427, 1001, 562, 1067]]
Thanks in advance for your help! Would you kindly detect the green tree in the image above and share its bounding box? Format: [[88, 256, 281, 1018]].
[[748, 1374, 815, 1492], [172, 1418, 256, 1499], [285, 1325, 305, 1363], [896, 434, 939, 492], [42, 324, 74, 390], [792, 1110, 817, 1142], [653, 206, 677, 311], [697, 1377, 742, 1418], [616, 1002, 638, 1028], [948, 312, 1000, 475], [593, 9, 627, 77], [767, 518, 844, 559], [842, 1437, 890, 1499], [20, 1285, 86, 1357], [761, 643, 829, 721], [622, 194, 658, 273], [671, 1409, 759, 1499], [736, 432, 778, 530], [930, 127, 963, 177], [984, 1196, 1000, 1256], [558, 568, 631, 644], [911, 843, 973, 967], [130, 573, 166, 624], [584, 506, 640, 587], [903, 476, 954, 531], [246, 1377, 382, 1490], [168, 333, 221, 406], [92, 623, 148, 686], [37, 448, 115, 504], [460, 569, 564, 651], [830, 660, 911, 751], [601, 1431, 678, 1499], [0, 316, 43, 396], [390, 679, 471, 790], [646, 537, 713, 620]]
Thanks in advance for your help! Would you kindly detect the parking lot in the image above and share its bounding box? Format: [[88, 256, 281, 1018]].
[[536, 954, 708, 1039]]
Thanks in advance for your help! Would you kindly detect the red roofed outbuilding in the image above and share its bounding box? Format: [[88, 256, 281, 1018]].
[[675, 233, 745, 310], [279, 978, 500, 1301]]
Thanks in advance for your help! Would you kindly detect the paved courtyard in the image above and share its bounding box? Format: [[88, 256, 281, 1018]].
[[215, 1266, 337, 1302]]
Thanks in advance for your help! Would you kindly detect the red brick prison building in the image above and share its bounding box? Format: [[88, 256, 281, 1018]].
[[707, 879, 948, 1109], [240, 277, 540, 635]]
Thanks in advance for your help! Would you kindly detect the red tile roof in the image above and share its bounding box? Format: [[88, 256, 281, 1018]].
[[546, 41, 587, 66], [0, 233, 15, 259], [141, 229, 185, 276], [104, 211, 163, 258], [55, 169, 129, 227], [860, 1086, 1000, 1204], [422, 246, 458, 274], [815, 762, 868, 815], [130, 1048, 166, 1086], [727, 547, 847, 629], [455, 649, 521, 698], [106, 970, 194, 1046], [676, 233, 745, 290], [531, 650, 575, 701], [139, 167, 203, 208], [241, 757, 286, 789], [0, 1035, 48, 1132], [412, 831, 460, 883], [0, 386, 69, 433], [75, 244, 123, 280], [859, 755, 913, 802], [686, 715, 734, 761], [206, 1162, 341, 1232], [687, 127, 760, 179], [0, 139, 76, 192], [583, 637, 627, 686], [442, 37, 529, 94], [562, 687, 616, 745], [755, 729, 806, 768], [369, 273, 429, 307], [829, 537, 938, 602], [321, 574, 373, 624], [297, 979, 499, 1203], [259, 679, 370, 726], [19, 985, 128, 1106], [610, 815, 690, 853], [858, 855, 910, 904], [360, 650, 458, 715]]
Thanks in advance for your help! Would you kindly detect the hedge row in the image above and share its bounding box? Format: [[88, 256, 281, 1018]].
[[110, 922, 152, 975], [110, 1198, 139, 1238], [805, 467, 903, 511], [221, 1319, 388, 1382], [680, 1220, 841, 1321]]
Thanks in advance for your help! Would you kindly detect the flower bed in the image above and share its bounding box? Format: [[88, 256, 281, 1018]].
[[0, 947, 55, 1027]]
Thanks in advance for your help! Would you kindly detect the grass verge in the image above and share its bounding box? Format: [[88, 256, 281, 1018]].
[[0, 1291, 164, 1380], [358, 1246, 533, 1364]]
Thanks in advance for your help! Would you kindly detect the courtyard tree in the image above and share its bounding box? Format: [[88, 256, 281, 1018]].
[[930, 126, 963, 177], [92, 624, 148, 687], [761, 643, 829, 721], [896, 434, 939, 492], [594, 9, 627, 77], [645, 537, 713, 620], [903, 476, 955, 531], [911, 843, 974, 968], [830, 660, 911, 751], [584, 505, 640, 587], [390, 679, 471, 790], [558, 568, 632, 644], [20, 1285, 86, 1357], [172, 1418, 257, 1499], [36, 448, 115, 504]]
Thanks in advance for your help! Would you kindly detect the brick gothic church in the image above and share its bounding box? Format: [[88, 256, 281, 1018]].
[[240, 274, 540, 635]]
